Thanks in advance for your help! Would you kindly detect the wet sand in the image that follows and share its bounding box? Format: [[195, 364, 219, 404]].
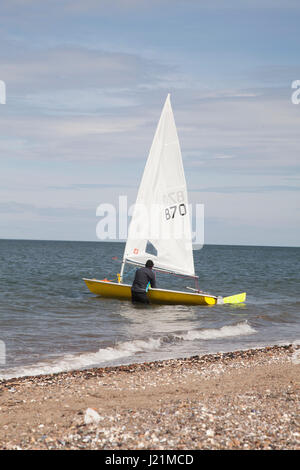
[[0, 344, 299, 450]]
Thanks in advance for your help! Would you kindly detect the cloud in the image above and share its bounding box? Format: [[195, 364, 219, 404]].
[[0, 201, 90, 218], [214, 154, 235, 159], [0, 111, 151, 161], [0, 46, 171, 94], [48, 183, 134, 190], [177, 88, 300, 172], [249, 65, 300, 87], [190, 185, 300, 194], [1, 84, 300, 170], [4, 0, 299, 10]]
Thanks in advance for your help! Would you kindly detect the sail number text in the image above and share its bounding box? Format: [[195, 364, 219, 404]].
[[163, 190, 187, 220], [165, 204, 187, 220]]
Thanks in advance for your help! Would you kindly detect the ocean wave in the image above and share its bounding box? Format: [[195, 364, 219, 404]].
[[178, 322, 256, 341], [0, 322, 256, 380]]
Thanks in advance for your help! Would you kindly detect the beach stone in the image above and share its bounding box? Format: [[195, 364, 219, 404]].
[[84, 408, 102, 425]]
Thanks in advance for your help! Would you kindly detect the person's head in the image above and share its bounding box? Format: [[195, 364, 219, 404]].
[[145, 259, 154, 269]]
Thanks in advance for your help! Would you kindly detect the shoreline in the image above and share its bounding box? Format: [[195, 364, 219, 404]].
[[0, 344, 299, 450], [0, 342, 298, 385]]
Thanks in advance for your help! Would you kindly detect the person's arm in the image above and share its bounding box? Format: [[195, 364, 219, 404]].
[[150, 271, 156, 288]]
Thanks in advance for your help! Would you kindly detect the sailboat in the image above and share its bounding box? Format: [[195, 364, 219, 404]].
[[83, 95, 246, 306]]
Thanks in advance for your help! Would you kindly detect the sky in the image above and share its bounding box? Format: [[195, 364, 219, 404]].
[[0, 0, 299, 246]]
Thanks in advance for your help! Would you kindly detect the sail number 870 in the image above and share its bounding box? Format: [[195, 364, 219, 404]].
[[165, 203, 186, 220], [163, 190, 187, 221]]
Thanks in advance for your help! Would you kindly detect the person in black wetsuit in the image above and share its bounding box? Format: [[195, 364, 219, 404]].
[[131, 260, 156, 304]]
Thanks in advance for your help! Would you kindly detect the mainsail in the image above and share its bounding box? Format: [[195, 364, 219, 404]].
[[122, 94, 195, 278]]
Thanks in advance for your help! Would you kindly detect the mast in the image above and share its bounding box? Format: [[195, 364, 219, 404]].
[[118, 259, 125, 283]]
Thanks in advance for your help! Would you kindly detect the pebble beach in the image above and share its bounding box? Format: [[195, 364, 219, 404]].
[[0, 344, 299, 450]]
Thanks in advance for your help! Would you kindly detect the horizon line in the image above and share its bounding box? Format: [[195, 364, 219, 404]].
[[0, 237, 299, 249]]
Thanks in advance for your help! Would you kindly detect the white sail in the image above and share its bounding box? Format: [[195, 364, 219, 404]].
[[123, 94, 195, 278]]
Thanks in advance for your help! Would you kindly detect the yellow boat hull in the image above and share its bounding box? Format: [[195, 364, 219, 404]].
[[83, 278, 218, 306]]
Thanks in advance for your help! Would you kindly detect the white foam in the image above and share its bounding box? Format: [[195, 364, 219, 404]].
[[179, 322, 256, 341], [0, 322, 256, 380], [0, 337, 162, 380]]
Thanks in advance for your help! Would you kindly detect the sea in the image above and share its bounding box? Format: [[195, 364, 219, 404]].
[[0, 239, 299, 380]]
